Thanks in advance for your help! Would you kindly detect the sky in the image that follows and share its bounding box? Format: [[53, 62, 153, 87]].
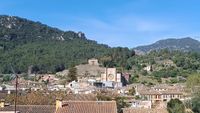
[[1, 0, 200, 48]]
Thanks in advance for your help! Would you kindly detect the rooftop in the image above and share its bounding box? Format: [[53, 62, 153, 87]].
[[123, 108, 168, 113], [56, 101, 117, 113], [0, 105, 55, 113]]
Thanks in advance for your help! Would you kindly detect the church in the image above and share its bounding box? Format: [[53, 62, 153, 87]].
[[101, 68, 122, 88]]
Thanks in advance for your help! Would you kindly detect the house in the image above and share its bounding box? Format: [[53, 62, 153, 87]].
[[88, 58, 99, 66], [55, 99, 117, 113], [0, 105, 55, 113], [40, 74, 59, 84], [0, 95, 117, 113], [143, 65, 152, 72], [67, 81, 95, 94], [0, 99, 55, 113], [0, 94, 97, 113], [47, 85, 66, 91], [156, 59, 176, 67], [3, 85, 15, 91], [131, 100, 152, 109], [137, 84, 184, 104]]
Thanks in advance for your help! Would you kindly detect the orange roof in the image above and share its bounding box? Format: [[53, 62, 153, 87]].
[[138, 90, 161, 95], [0, 105, 55, 113], [123, 108, 168, 113], [63, 94, 97, 101], [56, 101, 117, 113]]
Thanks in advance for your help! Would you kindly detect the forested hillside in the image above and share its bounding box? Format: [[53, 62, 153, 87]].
[[127, 49, 200, 84], [0, 15, 200, 77], [0, 15, 132, 74]]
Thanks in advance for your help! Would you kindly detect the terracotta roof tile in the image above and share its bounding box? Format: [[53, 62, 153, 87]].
[[0, 105, 55, 113], [56, 101, 117, 113], [123, 108, 168, 113], [63, 94, 97, 101]]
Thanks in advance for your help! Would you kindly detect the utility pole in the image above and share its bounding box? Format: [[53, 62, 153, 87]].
[[106, 67, 108, 81], [11, 66, 18, 113]]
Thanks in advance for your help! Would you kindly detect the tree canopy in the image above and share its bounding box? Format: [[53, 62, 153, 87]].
[[67, 67, 77, 82], [167, 99, 185, 113]]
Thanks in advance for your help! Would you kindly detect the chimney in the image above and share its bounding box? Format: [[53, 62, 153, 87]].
[[56, 98, 63, 111], [0, 99, 5, 108]]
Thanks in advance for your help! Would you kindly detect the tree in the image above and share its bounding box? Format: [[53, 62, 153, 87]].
[[167, 99, 185, 113], [59, 79, 67, 87], [129, 76, 138, 84], [191, 94, 200, 113], [96, 93, 112, 101], [54, 64, 65, 72], [130, 50, 135, 57], [128, 87, 135, 95], [2, 75, 11, 82], [186, 73, 200, 93], [141, 70, 148, 76], [186, 74, 200, 113], [31, 65, 40, 73], [67, 67, 77, 82], [115, 97, 130, 113]]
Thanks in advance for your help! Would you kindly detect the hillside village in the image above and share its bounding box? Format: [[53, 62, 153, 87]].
[[0, 15, 200, 113], [0, 57, 197, 113]]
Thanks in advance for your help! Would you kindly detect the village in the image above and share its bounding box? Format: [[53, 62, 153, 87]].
[[2, 0, 200, 112], [0, 58, 192, 113]]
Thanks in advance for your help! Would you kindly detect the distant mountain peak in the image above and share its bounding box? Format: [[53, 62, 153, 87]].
[[134, 37, 200, 53]]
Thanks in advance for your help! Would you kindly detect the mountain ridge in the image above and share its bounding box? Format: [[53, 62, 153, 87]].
[[134, 37, 200, 53], [0, 15, 87, 41]]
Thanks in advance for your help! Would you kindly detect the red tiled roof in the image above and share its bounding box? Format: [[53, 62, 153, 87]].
[[56, 101, 117, 113], [0, 105, 55, 113], [160, 90, 183, 95], [138, 89, 183, 95], [63, 94, 97, 101], [138, 90, 161, 95], [123, 108, 168, 113]]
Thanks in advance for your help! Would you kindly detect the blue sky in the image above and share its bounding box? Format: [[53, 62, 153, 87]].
[[1, 0, 200, 48]]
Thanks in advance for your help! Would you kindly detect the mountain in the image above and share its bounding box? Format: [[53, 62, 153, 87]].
[[0, 15, 86, 42], [0, 15, 132, 74], [134, 37, 200, 53]]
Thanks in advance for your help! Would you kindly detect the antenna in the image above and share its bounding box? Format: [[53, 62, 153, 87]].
[[10, 65, 18, 113]]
